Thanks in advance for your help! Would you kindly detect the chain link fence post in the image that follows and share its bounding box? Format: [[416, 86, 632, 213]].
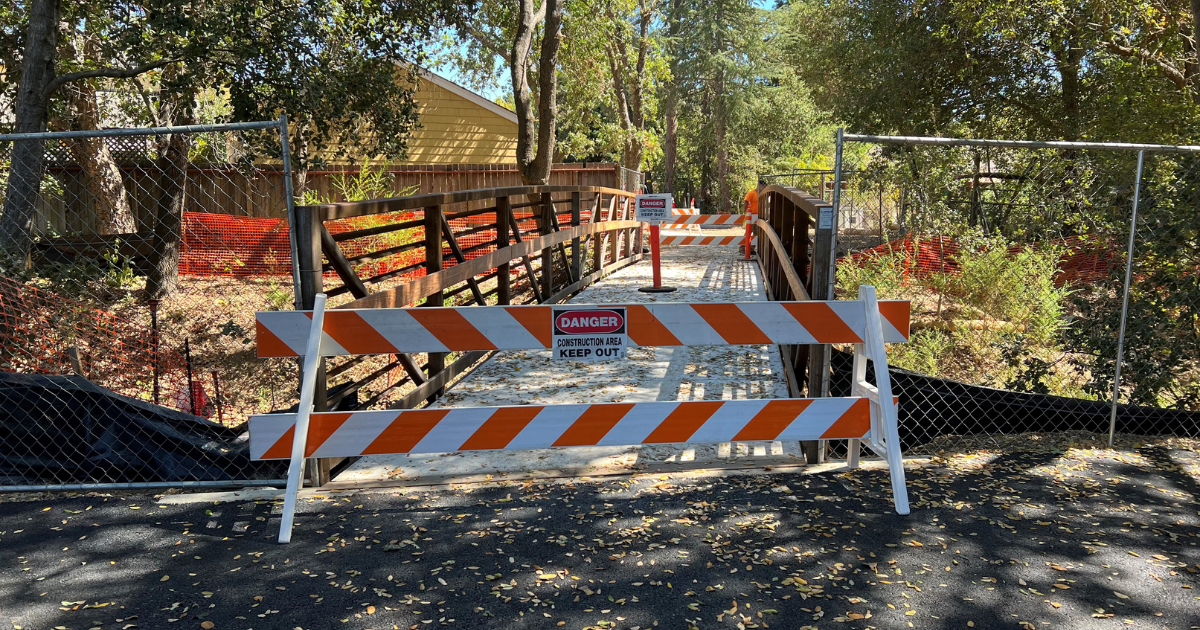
[[1108, 150, 1144, 447]]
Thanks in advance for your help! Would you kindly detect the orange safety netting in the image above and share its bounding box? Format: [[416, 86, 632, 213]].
[[0, 276, 221, 421], [844, 234, 1120, 287], [180, 210, 588, 279]]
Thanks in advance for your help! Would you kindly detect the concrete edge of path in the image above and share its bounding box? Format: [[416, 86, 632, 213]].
[[155, 455, 933, 505]]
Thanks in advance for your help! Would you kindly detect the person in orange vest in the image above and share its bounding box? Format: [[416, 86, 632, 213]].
[[744, 179, 766, 215]]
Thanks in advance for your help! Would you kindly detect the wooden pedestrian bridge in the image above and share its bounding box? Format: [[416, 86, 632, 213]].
[[278, 183, 867, 490]]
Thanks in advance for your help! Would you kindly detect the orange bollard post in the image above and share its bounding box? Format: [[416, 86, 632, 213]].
[[638, 222, 676, 293], [743, 213, 754, 261]]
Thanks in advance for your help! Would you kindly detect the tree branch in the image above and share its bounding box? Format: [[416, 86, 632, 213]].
[[45, 59, 177, 97], [1099, 38, 1189, 89]]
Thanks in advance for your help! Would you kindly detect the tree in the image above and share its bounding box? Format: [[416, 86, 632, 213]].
[[509, 0, 564, 184], [599, 0, 657, 172], [664, 0, 771, 211], [781, 0, 1200, 143], [0, 0, 472, 294], [662, 0, 682, 193]]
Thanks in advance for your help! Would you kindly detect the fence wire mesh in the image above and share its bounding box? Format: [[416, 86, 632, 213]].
[[0, 121, 296, 488], [827, 136, 1200, 456]]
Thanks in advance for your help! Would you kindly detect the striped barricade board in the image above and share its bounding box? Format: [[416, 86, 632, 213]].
[[250, 398, 901, 461], [255, 300, 911, 357], [257, 287, 912, 543], [659, 235, 752, 247], [665, 213, 746, 227]]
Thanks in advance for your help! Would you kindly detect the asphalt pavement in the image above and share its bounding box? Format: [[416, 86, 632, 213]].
[[2, 444, 1198, 630]]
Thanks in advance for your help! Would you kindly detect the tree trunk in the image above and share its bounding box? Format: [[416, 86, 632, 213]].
[[531, 0, 562, 185], [63, 82, 137, 235], [0, 0, 61, 263], [663, 0, 681, 194], [1192, 0, 1200, 92], [716, 71, 730, 214], [143, 130, 189, 299], [511, 0, 561, 185], [663, 85, 678, 193], [143, 76, 193, 300], [698, 88, 714, 211]]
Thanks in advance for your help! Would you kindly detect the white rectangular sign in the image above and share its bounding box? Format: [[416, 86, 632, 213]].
[[635, 194, 673, 223], [819, 207, 834, 229], [552, 306, 628, 361]]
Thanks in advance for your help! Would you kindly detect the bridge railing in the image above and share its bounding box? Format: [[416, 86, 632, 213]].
[[752, 185, 835, 460], [289, 185, 642, 483]]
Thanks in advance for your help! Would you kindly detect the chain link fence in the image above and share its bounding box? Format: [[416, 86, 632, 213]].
[[0, 120, 299, 489], [826, 134, 1200, 455], [763, 168, 900, 254]]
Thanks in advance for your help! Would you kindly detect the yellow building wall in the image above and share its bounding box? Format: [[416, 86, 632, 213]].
[[402, 79, 519, 164]]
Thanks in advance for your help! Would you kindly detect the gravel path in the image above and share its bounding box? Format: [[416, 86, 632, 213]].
[[3, 444, 1198, 630], [338, 247, 795, 486]]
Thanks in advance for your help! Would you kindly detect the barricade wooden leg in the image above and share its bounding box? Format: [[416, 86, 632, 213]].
[[848, 342, 867, 469], [859, 285, 910, 515], [278, 293, 328, 544]]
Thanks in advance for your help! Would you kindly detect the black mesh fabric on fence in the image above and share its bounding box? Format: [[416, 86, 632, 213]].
[[0, 372, 286, 486], [829, 350, 1200, 457]]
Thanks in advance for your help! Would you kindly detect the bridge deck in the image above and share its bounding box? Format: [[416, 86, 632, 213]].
[[334, 246, 797, 487]]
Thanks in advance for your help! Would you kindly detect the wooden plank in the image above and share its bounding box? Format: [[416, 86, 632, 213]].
[[570, 192, 582, 280], [319, 225, 369, 299], [309, 185, 635, 221], [423, 204, 445, 400], [754, 218, 810, 302], [507, 202, 544, 304], [439, 212, 486, 305], [387, 350, 490, 411], [497, 196, 511, 305]]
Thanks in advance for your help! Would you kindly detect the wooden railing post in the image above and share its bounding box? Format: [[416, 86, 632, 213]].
[[497, 197, 511, 305], [805, 198, 835, 464], [540, 193, 554, 300], [294, 205, 330, 485], [423, 204, 445, 399], [570, 192, 582, 280], [592, 193, 604, 272]]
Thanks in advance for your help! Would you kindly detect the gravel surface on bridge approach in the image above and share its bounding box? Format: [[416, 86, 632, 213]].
[[3, 442, 1198, 630], [337, 246, 795, 486]]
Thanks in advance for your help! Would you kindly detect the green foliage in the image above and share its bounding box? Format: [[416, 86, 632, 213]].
[[301, 163, 414, 205], [952, 236, 1068, 346], [836, 235, 1072, 391], [780, 0, 1200, 142], [264, 281, 293, 312], [835, 250, 909, 300], [1071, 153, 1200, 410]]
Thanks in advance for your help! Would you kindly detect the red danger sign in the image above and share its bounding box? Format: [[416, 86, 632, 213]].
[[554, 309, 625, 335], [552, 307, 628, 361], [635, 194, 673, 223]]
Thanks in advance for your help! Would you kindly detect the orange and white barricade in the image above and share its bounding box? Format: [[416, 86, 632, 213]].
[[254, 286, 912, 542], [658, 235, 750, 246], [665, 213, 745, 228], [670, 204, 702, 234]]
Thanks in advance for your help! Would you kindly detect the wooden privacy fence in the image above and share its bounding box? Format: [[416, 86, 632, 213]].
[[33, 162, 630, 235], [288, 185, 643, 483]]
